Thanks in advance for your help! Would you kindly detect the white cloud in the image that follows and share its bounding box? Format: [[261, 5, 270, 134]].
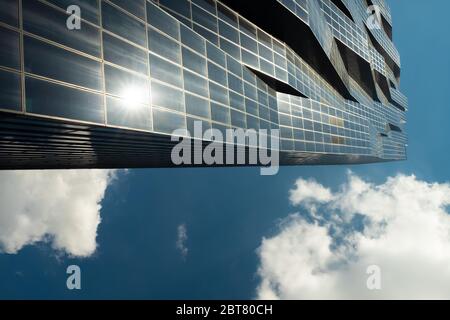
[[176, 224, 188, 259], [289, 178, 334, 205], [0, 170, 117, 257], [257, 173, 450, 299]]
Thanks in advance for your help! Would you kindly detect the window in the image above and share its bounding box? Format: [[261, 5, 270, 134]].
[[208, 62, 227, 86], [192, 5, 217, 33], [228, 73, 243, 94], [25, 36, 102, 91], [331, 135, 345, 145], [182, 48, 207, 76], [239, 17, 256, 38], [26, 77, 104, 123], [109, 0, 145, 20], [260, 120, 270, 131], [259, 44, 273, 62], [0, 0, 18, 27], [23, 0, 101, 57], [279, 114, 292, 126], [106, 96, 151, 130], [258, 30, 272, 48], [292, 117, 303, 129], [305, 130, 314, 141], [181, 24, 205, 54], [240, 34, 258, 54], [148, 29, 181, 64], [260, 59, 274, 76], [246, 115, 260, 130], [218, 20, 239, 43], [104, 65, 148, 104], [192, 0, 216, 15], [152, 108, 186, 134], [229, 91, 245, 111], [46, 0, 99, 24], [187, 117, 211, 137], [270, 110, 279, 124], [185, 93, 210, 119], [217, 3, 237, 27], [193, 24, 218, 45], [282, 139, 294, 151], [281, 127, 293, 139], [219, 38, 240, 59], [241, 50, 259, 69], [294, 129, 305, 141], [226, 56, 243, 77], [209, 82, 229, 105], [210, 103, 230, 124], [211, 122, 229, 138], [0, 69, 20, 111], [147, 1, 180, 40], [207, 42, 226, 68], [151, 81, 184, 112], [102, 2, 146, 47], [103, 32, 148, 75], [0, 27, 20, 70], [243, 67, 256, 84], [245, 98, 258, 116], [230, 109, 246, 128], [258, 90, 268, 107], [259, 106, 270, 121], [150, 54, 183, 88], [160, 0, 191, 19], [183, 70, 208, 97]]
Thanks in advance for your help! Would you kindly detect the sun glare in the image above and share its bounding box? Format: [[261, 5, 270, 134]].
[[121, 86, 147, 108]]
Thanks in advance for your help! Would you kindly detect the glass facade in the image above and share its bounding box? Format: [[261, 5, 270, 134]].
[[0, 0, 407, 169]]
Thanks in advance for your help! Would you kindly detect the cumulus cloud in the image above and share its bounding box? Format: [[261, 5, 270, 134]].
[[0, 170, 117, 257], [257, 173, 450, 299], [176, 224, 188, 259], [289, 178, 334, 205]]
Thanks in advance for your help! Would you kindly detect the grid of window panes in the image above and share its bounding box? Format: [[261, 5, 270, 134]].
[[276, 93, 371, 155], [155, 0, 347, 115], [390, 87, 408, 110], [276, 0, 308, 24], [374, 85, 387, 106], [350, 0, 400, 66], [369, 45, 386, 75], [347, 76, 405, 155], [308, 0, 334, 54], [0, 0, 407, 160], [0, 0, 21, 113], [385, 64, 398, 88], [320, 0, 369, 61], [372, 0, 392, 25]]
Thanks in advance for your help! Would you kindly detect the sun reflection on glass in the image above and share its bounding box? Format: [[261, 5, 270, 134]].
[[120, 86, 147, 108]]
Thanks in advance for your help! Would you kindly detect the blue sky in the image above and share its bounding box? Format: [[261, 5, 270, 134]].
[[1, 0, 450, 299]]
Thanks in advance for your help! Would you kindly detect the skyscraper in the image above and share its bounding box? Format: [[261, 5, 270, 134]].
[[0, 0, 407, 169]]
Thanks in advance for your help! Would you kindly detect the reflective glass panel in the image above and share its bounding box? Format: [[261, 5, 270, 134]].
[[24, 36, 102, 91], [103, 32, 148, 75], [23, 0, 101, 57], [106, 96, 151, 130], [25, 77, 104, 123], [0, 69, 20, 111], [0, 27, 20, 70], [102, 1, 146, 47]]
